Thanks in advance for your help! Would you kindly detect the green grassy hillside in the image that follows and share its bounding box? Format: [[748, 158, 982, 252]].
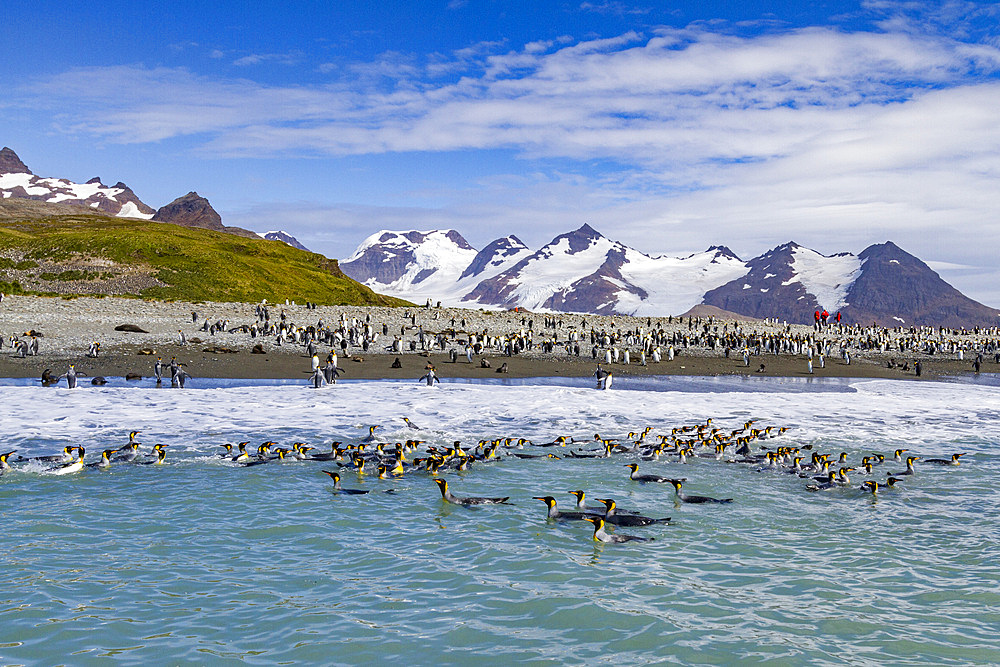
[[0, 211, 410, 306]]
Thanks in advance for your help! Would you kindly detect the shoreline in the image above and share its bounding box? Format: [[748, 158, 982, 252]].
[[0, 294, 993, 382]]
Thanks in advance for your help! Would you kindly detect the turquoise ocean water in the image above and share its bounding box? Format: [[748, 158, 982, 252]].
[[1, 376, 999, 665]]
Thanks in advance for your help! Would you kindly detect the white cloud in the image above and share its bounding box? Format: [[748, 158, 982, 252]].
[[232, 51, 303, 66], [13, 21, 1000, 304]]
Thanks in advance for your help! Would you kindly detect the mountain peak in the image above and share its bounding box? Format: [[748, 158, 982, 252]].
[[0, 147, 31, 175], [153, 192, 224, 231], [258, 230, 311, 252], [707, 245, 741, 261]]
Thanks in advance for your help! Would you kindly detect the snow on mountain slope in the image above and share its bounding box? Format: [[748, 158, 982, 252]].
[[256, 230, 311, 252], [616, 246, 748, 316], [117, 201, 151, 219], [340, 230, 479, 301], [459, 236, 531, 282], [339, 226, 997, 325], [0, 167, 154, 219], [787, 247, 861, 311], [461, 226, 749, 315], [464, 225, 624, 309]]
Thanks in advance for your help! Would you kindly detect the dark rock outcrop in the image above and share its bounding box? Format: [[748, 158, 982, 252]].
[[152, 191, 257, 238], [0, 147, 31, 174], [153, 192, 224, 230]]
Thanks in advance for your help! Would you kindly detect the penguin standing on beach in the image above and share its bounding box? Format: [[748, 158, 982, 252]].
[[324, 359, 344, 384], [153, 357, 163, 384]]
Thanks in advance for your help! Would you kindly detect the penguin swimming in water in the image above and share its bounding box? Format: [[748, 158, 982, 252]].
[[889, 456, 920, 476], [583, 516, 652, 544], [924, 453, 966, 466], [624, 463, 672, 484], [48, 447, 85, 475], [143, 444, 168, 465], [86, 449, 115, 469], [433, 478, 509, 505], [321, 470, 369, 494], [593, 498, 670, 527], [669, 479, 733, 504], [0, 450, 14, 475], [533, 496, 591, 521]]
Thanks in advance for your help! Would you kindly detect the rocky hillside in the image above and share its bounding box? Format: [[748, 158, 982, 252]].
[[0, 207, 408, 306], [0, 147, 307, 250]]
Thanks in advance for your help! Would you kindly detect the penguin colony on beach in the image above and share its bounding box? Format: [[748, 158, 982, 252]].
[[0, 418, 969, 546]]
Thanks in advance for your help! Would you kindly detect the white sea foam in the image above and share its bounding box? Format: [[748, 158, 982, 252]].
[[2, 379, 997, 457]]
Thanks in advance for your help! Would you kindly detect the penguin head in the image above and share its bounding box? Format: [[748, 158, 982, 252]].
[[532, 496, 556, 507], [625, 464, 638, 471], [595, 498, 615, 511]]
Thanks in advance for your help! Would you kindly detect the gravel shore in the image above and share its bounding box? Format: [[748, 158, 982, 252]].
[[0, 294, 988, 382]]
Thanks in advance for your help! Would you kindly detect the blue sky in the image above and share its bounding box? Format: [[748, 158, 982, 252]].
[[4, 1, 1000, 304]]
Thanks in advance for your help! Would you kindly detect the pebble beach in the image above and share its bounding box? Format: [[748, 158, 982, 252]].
[[0, 294, 990, 382]]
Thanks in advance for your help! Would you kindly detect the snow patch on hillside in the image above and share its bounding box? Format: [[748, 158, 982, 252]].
[[616, 249, 748, 316], [789, 247, 862, 311]]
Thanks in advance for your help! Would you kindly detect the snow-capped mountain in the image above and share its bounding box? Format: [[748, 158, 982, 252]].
[[702, 242, 862, 322], [342, 224, 751, 316], [463, 224, 748, 315], [339, 230, 532, 304], [257, 230, 310, 252], [341, 226, 999, 326], [0, 147, 155, 219], [1, 146, 309, 250]]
